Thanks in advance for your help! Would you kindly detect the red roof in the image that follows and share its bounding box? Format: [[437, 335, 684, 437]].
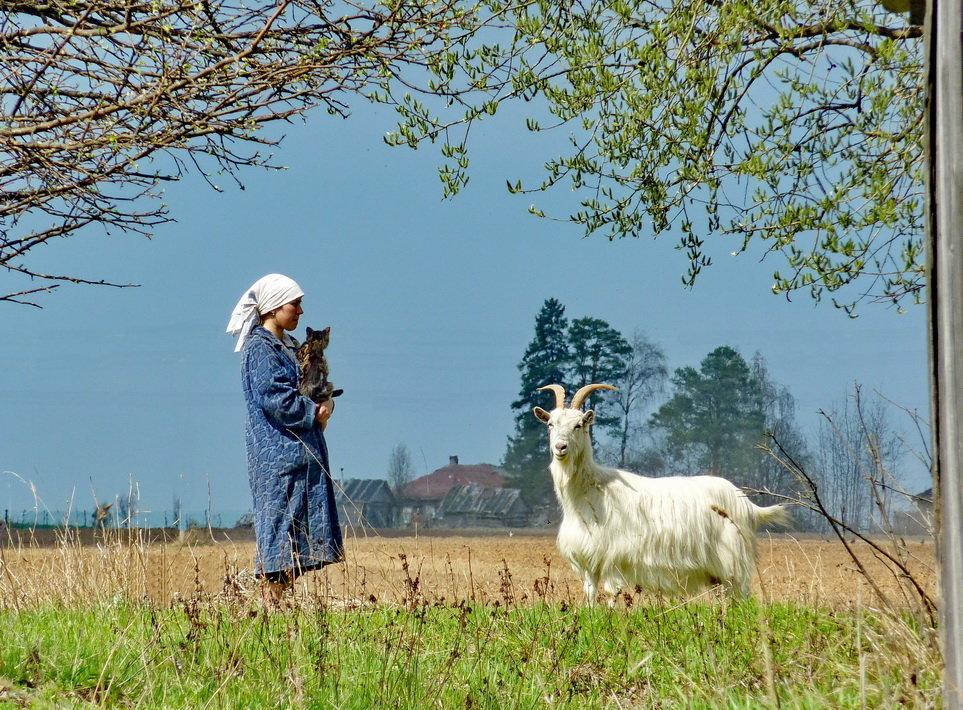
[[400, 463, 504, 501]]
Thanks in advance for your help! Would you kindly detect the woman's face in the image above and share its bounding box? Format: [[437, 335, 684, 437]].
[[272, 298, 303, 332]]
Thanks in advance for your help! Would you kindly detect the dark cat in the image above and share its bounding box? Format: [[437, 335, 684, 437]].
[[296, 326, 344, 404]]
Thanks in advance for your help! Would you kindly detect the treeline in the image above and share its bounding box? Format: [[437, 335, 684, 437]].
[[502, 299, 915, 533]]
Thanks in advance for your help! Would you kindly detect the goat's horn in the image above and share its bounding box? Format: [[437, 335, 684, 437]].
[[537, 384, 567, 409], [569, 383, 617, 410]]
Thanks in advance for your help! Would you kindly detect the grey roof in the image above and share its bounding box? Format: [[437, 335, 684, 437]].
[[437, 483, 528, 517], [336, 478, 395, 504]]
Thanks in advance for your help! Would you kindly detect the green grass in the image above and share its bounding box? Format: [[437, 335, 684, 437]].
[[0, 597, 940, 708]]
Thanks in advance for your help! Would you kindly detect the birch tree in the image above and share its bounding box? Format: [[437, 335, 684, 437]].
[[606, 330, 667, 468], [812, 387, 904, 532], [387, 442, 414, 493]]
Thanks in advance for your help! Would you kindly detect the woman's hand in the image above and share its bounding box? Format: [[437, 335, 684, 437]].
[[315, 400, 334, 430]]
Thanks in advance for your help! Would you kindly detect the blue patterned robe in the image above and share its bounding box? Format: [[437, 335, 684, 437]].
[[241, 326, 343, 577]]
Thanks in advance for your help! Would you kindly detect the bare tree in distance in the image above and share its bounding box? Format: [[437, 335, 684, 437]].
[[171, 495, 182, 530], [606, 330, 667, 468], [761, 392, 936, 626], [751, 353, 809, 506], [387, 442, 414, 493], [1, 0, 490, 306], [810, 386, 906, 534], [116, 483, 140, 529]]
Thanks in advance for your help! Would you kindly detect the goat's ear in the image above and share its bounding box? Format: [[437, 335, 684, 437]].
[[533, 406, 551, 423], [581, 410, 595, 426]]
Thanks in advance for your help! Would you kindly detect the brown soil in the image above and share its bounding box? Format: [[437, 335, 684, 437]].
[[0, 529, 936, 610]]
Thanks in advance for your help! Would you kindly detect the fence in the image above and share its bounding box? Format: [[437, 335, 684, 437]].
[[1, 508, 250, 530]]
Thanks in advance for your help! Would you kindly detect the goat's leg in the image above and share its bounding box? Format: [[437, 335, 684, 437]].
[[730, 577, 751, 598], [582, 576, 599, 605], [602, 580, 622, 608]]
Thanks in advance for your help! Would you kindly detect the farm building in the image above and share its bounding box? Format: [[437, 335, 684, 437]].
[[398, 456, 506, 527], [336, 478, 397, 530], [879, 487, 935, 536], [913, 488, 934, 518], [898, 487, 935, 535], [436, 483, 530, 528]]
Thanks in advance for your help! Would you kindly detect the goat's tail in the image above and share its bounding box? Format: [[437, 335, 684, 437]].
[[754, 503, 791, 530]]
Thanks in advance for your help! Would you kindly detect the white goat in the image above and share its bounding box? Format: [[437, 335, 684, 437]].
[[534, 383, 790, 601]]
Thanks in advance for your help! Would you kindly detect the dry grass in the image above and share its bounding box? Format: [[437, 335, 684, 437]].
[[0, 528, 937, 610], [0, 529, 943, 707]]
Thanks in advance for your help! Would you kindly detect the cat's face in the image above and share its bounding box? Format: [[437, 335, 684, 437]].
[[304, 327, 330, 349]]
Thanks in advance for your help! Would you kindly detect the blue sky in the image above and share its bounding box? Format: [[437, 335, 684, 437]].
[[0, 100, 931, 523]]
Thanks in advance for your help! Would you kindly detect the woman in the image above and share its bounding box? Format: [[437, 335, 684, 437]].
[[227, 274, 344, 603]]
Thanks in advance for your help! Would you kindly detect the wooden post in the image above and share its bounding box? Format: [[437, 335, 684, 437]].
[[928, 0, 963, 703]]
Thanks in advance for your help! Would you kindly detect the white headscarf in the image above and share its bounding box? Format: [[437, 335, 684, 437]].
[[227, 273, 304, 352]]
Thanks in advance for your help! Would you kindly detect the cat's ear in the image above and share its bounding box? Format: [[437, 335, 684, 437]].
[[321, 327, 330, 337], [305, 327, 314, 339]]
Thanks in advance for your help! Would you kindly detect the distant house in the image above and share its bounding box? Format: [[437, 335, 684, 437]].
[[905, 487, 934, 535], [885, 488, 934, 536], [398, 456, 505, 527], [436, 483, 530, 528], [912, 488, 934, 517], [336, 479, 397, 530]]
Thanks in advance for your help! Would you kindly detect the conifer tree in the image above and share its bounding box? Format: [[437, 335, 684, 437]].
[[651, 346, 766, 482], [568, 316, 631, 430], [502, 298, 570, 505]]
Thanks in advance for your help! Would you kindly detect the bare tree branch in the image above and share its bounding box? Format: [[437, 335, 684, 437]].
[[761, 430, 937, 625], [1, 0, 491, 303]]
